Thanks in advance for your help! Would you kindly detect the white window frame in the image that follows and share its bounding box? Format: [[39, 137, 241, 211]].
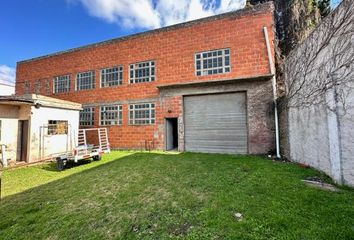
[[100, 105, 122, 126], [53, 75, 70, 94], [129, 103, 155, 125], [195, 48, 231, 76], [100, 66, 123, 88], [80, 107, 95, 126], [129, 61, 155, 84], [76, 71, 95, 91]]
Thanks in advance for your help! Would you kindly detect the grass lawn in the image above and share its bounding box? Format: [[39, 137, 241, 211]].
[[1, 151, 354, 239]]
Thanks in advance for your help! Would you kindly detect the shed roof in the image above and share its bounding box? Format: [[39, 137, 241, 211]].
[[0, 94, 82, 110]]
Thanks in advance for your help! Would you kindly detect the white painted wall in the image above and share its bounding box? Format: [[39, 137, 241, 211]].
[[288, 104, 332, 174], [338, 82, 354, 185], [0, 104, 31, 165], [0, 118, 19, 163], [29, 106, 80, 162], [285, 0, 354, 186]]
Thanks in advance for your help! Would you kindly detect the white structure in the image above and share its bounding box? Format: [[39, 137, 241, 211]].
[[0, 83, 15, 95], [285, 0, 354, 186], [0, 94, 81, 167]]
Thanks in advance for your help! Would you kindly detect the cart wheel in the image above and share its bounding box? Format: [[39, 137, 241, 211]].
[[93, 155, 102, 161], [57, 158, 66, 171]]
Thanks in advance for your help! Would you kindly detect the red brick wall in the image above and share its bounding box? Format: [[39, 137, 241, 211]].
[[15, 3, 275, 151]]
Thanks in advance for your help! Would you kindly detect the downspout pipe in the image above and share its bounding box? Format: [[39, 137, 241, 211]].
[[263, 26, 281, 159]]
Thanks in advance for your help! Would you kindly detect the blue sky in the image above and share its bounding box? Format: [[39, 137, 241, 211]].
[[0, 0, 342, 85]]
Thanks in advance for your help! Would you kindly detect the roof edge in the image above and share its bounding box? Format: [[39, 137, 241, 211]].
[[0, 94, 82, 110], [17, 2, 274, 65]]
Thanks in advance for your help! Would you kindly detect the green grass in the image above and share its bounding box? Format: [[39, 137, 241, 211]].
[[1, 151, 354, 239]]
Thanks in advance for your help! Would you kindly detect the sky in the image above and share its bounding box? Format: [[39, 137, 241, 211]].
[[0, 0, 342, 86]]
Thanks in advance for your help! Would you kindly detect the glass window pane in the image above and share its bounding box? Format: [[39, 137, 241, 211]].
[[195, 49, 231, 76]]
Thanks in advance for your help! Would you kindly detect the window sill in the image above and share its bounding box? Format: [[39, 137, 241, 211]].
[[100, 84, 123, 89], [99, 124, 122, 127]]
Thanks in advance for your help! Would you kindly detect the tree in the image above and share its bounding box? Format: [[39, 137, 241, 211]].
[[317, 0, 331, 17], [246, 0, 322, 56], [284, 0, 354, 111]]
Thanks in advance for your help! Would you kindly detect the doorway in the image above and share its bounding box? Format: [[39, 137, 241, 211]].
[[17, 120, 29, 162], [165, 118, 178, 151]]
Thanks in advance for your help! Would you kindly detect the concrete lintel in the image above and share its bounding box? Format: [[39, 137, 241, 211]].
[[82, 98, 160, 107], [156, 75, 273, 90]]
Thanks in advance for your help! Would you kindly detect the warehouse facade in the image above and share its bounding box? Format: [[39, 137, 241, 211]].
[[15, 3, 276, 154]]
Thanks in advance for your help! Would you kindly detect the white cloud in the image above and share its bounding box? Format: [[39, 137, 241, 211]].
[[70, 0, 246, 29], [0, 65, 16, 85]]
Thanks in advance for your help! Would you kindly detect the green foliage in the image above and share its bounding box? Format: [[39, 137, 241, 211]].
[[317, 0, 331, 17], [245, 0, 331, 56], [1, 151, 354, 239]]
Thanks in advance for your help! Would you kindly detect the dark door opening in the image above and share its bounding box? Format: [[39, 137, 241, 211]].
[[17, 120, 29, 162], [165, 118, 178, 151]]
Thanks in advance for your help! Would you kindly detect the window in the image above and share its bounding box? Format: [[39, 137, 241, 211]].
[[100, 105, 122, 125], [129, 103, 155, 125], [45, 79, 51, 95], [101, 66, 123, 87], [48, 120, 68, 135], [195, 48, 231, 76], [76, 71, 95, 90], [53, 75, 70, 93], [129, 61, 155, 83], [80, 107, 95, 126], [24, 81, 30, 94], [35, 80, 41, 94]]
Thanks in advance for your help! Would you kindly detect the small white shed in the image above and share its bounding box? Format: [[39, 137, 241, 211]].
[[0, 94, 82, 166]]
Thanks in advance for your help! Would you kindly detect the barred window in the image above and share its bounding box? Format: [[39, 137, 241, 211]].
[[53, 75, 70, 93], [101, 66, 123, 87], [129, 61, 155, 84], [129, 103, 155, 125], [45, 79, 51, 95], [35, 80, 41, 94], [24, 81, 30, 94], [80, 107, 95, 126], [195, 48, 231, 76], [100, 105, 122, 126], [76, 71, 95, 90], [48, 120, 68, 135]]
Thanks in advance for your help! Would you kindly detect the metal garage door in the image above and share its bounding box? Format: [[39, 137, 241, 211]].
[[184, 92, 248, 154]]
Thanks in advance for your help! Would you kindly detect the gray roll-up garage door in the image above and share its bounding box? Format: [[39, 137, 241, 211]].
[[184, 92, 248, 154]]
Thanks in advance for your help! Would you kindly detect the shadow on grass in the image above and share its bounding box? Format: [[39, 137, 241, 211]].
[[1, 151, 186, 201], [0, 151, 253, 205], [1, 152, 136, 200], [41, 159, 94, 172]]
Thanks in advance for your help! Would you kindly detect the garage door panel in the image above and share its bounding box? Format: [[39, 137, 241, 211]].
[[187, 146, 248, 154], [184, 93, 247, 154], [185, 124, 247, 130], [185, 130, 247, 138]]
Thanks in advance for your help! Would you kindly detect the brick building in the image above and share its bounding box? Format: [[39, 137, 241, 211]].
[[15, 3, 276, 154]]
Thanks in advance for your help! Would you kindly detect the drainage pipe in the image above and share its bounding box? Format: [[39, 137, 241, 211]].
[[263, 27, 281, 159]]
